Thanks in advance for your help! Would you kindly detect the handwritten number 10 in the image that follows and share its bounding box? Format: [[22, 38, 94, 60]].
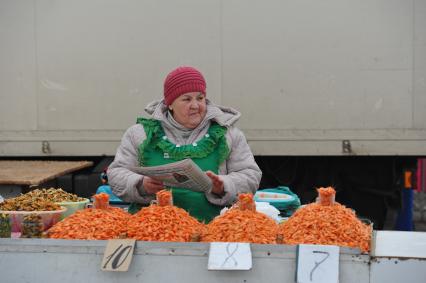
[[309, 251, 330, 281], [103, 244, 133, 269]]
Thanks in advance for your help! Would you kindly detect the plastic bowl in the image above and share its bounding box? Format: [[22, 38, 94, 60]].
[[56, 198, 90, 219], [254, 191, 294, 203], [0, 206, 67, 233]]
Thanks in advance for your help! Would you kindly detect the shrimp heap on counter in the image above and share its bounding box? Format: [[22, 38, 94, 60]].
[[126, 190, 204, 242], [277, 187, 372, 252], [202, 193, 278, 244], [47, 193, 129, 240]]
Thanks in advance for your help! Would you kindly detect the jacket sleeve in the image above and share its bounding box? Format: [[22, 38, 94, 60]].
[[107, 124, 154, 204], [205, 127, 262, 206]]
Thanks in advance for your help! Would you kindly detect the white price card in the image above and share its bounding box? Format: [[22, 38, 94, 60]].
[[296, 244, 339, 283], [101, 239, 136, 272], [208, 242, 252, 270]]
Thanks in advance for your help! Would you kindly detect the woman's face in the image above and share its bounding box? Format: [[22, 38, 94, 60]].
[[170, 92, 207, 129]]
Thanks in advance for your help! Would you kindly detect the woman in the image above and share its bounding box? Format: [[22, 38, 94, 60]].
[[108, 66, 261, 222]]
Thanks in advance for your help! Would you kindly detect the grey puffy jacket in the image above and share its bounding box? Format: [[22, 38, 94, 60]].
[[107, 100, 262, 206]]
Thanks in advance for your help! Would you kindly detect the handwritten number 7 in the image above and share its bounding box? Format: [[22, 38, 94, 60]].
[[309, 251, 330, 281]]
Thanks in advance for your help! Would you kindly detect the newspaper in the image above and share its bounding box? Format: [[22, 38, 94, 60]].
[[129, 159, 212, 193]]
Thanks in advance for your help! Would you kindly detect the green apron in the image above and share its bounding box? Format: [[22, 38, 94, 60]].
[[128, 118, 229, 223]]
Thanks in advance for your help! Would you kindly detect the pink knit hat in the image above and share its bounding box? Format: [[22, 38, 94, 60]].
[[163, 66, 206, 106]]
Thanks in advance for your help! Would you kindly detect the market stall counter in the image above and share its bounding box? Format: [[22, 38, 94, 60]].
[[1, 229, 426, 282], [0, 239, 369, 283]]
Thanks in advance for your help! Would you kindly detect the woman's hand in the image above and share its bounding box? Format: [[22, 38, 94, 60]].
[[142, 176, 164, 194], [206, 171, 225, 196]]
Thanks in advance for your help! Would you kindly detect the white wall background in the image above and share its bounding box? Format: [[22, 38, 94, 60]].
[[1, 0, 425, 155]]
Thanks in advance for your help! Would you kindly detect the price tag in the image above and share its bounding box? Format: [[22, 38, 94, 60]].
[[101, 239, 136, 272], [208, 242, 252, 270], [296, 244, 339, 283]]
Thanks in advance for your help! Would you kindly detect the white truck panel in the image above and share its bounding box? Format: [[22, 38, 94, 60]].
[[34, 0, 222, 131], [414, 0, 426, 129], [0, 1, 37, 131], [1, 0, 426, 156], [222, 0, 413, 130]]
